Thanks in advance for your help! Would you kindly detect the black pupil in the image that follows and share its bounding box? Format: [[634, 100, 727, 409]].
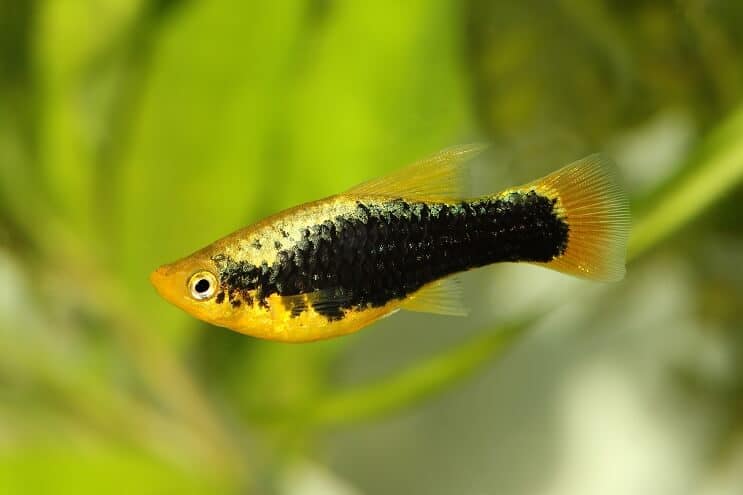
[[194, 278, 210, 294]]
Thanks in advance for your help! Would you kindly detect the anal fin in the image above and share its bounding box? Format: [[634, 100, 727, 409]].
[[401, 277, 469, 317]]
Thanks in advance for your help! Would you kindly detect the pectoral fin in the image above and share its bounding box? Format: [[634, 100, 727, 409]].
[[276, 289, 353, 319]]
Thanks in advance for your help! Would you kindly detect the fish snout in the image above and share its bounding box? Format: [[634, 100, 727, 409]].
[[149, 264, 183, 303], [149, 266, 168, 291]]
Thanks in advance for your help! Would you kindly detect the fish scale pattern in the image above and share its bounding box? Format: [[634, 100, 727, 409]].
[[216, 191, 569, 320]]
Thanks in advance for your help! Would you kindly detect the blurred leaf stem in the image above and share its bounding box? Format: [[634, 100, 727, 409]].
[[0, 203, 250, 482], [629, 103, 743, 259], [307, 318, 537, 426], [299, 102, 743, 428], [49, 219, 250, 480]]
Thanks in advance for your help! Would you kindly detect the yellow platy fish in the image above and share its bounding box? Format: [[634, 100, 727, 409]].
[[151, 145, 630, 342]]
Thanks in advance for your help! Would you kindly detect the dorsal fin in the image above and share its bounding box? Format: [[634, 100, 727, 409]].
[[400, 277, 469, 317], [345, 144, 487, 202]]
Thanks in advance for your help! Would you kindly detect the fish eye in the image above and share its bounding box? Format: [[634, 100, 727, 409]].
[[188, 271, 218, 301]]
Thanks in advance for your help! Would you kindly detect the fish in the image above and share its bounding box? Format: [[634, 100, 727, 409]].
[[150, 145, 630, 342]]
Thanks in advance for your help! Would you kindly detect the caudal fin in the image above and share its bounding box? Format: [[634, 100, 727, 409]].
[[527, 154, 631, 282]]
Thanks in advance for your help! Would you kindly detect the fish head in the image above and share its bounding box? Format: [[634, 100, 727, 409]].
[[150, 247, 277, 336], [150, 251, 231, 327]]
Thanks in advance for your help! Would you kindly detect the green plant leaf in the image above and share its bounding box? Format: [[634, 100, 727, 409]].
[[35, 1, 144, 238]]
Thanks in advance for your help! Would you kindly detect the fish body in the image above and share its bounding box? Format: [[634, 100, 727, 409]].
[[151, 146, 630, 342]]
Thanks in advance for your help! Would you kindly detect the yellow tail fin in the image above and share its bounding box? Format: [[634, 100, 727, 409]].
[[527, 154, 631, 282]]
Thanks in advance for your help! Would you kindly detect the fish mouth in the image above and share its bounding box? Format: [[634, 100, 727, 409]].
[[149, 266, 169, 296], [149, 264, 186, 306], [149, 266, 165, 290]]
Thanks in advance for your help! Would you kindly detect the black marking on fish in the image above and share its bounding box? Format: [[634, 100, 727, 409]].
[[275, 240, 282, 250], [281, 295, 307, 318], [252, 239, 262, 250], [314, 301, 345, 321], [215, 292, 225, 305], [217, 192, 568, 321]]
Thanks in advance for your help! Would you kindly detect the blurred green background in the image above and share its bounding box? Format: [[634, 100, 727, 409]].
[[2, 1, 743, 494]]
